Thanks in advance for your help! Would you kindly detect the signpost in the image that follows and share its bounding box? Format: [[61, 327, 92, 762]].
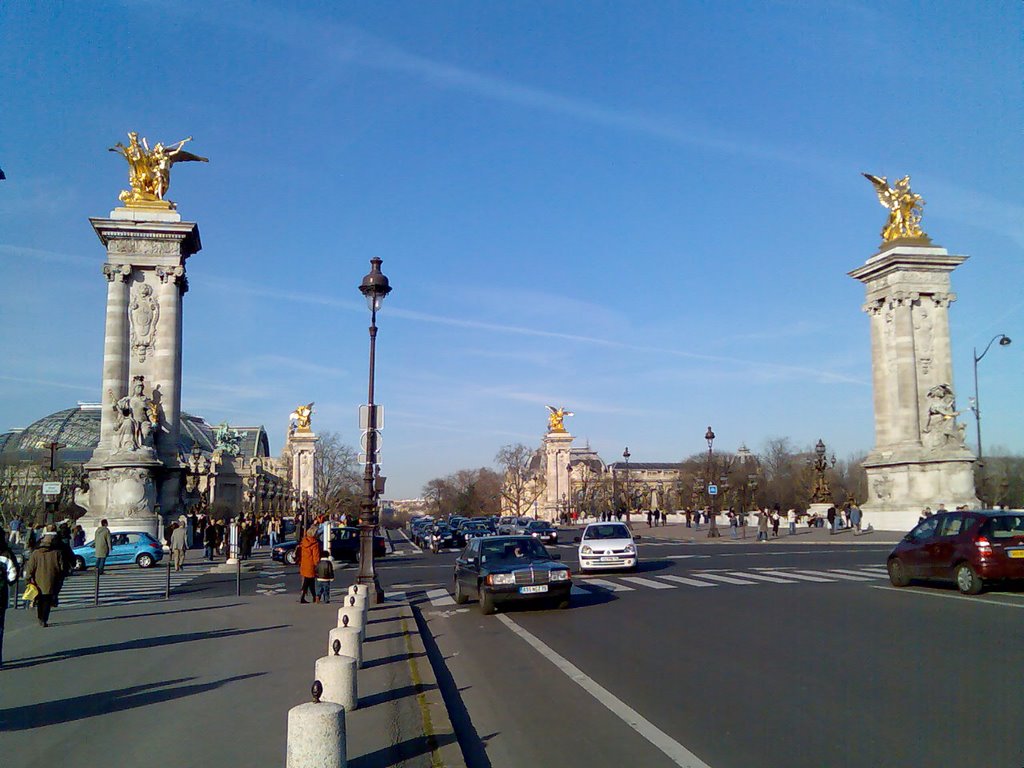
[[707, 484, 718, 496], [42, 481, 62, 496]]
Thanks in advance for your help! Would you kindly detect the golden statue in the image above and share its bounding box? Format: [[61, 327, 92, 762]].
[[109, 132, 208, 209], [545, 405, 574, 433], [290, 402, 314, 432], [863, 173, 930, 244]]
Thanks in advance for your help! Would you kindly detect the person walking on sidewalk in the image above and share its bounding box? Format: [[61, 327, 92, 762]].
[[94, 519, 112, 574], [850, 503, 863, 535], [8, 515, 22, 547], [1, 529, 20, 669], [315, 553, 334, 604], [771, 506, 781, 538], [170, 519, 188, 571], [757, 508, 769, 542], [297, 528, 321, 604], [728, 510, 738, 539], [24, 528, 64, 627], [826, 506, 837, 535]]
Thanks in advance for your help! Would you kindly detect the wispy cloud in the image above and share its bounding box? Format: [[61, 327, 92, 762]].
[[0, 244, 95, 268], [0, 375, 95, 393], [242, 355, 349, 380]]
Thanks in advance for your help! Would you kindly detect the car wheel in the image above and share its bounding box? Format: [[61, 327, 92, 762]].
[[556, 595, 571, 610], [73, 556, 87, 571], [137, 553, 154, 569], [480, 589, 497, 615], [285, 549, 297, 566], [454, 578, 468, 605], [887, 557, 910, 587], [955, 562, 983, 595]]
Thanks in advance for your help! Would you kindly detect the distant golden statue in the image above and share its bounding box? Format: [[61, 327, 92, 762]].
[[863, 173, 930, 244], [545, 405, 574, 433], [109, 132, 208, 209], [290, 402, 314, 432]]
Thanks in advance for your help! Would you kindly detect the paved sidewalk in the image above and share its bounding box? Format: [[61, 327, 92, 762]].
[[0, 587, 464, 767], [575, 520, 903, 546]]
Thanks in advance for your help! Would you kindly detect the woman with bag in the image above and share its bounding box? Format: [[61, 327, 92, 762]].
[[24, 527, 64, 627], [1, 529, 20, 669]]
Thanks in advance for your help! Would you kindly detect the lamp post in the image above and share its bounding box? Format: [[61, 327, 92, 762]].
[[566, 463, 573, 524], [972, 333, 1011, 469], [357, 257, 391, 603], [705, 426, 720, 538], [622, 447, 631, 520]]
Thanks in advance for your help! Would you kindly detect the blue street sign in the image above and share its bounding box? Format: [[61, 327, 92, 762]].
[[707, 484, 718, 496]]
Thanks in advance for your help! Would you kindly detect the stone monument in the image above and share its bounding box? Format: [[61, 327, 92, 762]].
[[541, 406, 574, 522], [78, 133, 206, 538], [287, 403, 319, 503], [850, 174, 979, 531]]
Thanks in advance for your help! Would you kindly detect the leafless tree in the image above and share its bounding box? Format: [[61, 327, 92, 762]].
[[495, 443, 544, 517], [312, 431, 362, 519]]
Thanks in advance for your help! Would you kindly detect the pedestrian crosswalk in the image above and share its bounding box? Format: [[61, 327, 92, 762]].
[[47, 563, 213, 607], [411, 565, 890, 607]]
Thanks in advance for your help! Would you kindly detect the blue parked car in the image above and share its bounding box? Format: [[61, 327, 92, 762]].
[[73, 531, 164, 570]]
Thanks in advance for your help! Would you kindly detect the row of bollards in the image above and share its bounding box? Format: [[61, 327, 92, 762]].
[[285, 583, 371, 768]]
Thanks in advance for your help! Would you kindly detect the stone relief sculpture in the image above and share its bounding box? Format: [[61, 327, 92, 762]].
[[913, 300, 934, 374], [545, 405, 574, 433], [873, 473, 893, 501], [107, 467, 156, 518], [289, 402, 314, 432], [214, 421, 244, 456], [863, 173, 929, 243], [108, 131, 208, 208], [109, 376, 158, 453], [129, 283, 160, 362], [922, 383, 967, 449]]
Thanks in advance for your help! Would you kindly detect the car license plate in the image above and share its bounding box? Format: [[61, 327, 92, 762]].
[[520, 585, 548, 594], [1007, 549, 1024, 559], [600, 556, 618, 562]]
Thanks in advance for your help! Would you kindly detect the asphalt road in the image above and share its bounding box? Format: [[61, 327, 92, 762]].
[[382, 528, 1024, 768]]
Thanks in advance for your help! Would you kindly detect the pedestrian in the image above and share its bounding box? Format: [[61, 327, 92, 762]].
[[315, 552, 335, 604], [203, 520, 217, 561], [826, 506, 837, 535], [170, 519, 188, 571], [757, 508, 769, 542], [9, 515, 22, 547], [646, 510, 653, 528], [771, 507, 780, 537], [850, 503, 862, 535], [24, 527, 64, 627], [268, 517, 280, 548], [72, 524, 86, 548], [787, 509, 797, 535], [297, 527, 321, 604], [94, 518, 112, 574], [1, 529, 20, 669], [728, 510, 738, 539]]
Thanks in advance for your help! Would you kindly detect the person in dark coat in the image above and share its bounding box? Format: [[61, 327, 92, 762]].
[[1, 529, 20, 668], [25, 529, 64, 627]]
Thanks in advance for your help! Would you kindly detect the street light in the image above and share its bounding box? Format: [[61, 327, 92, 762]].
[[705, 426, 720, 538], [622, 447, 631, 519], [972, 334, 1011, 468], [357, 257, 392, 604], [566, 463, 573, 523]]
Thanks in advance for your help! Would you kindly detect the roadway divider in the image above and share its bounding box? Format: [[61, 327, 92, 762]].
[[286, 681, 347, 768], [316, 639, 358, 711]]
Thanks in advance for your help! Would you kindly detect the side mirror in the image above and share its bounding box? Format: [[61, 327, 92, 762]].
[[573, 536, 581, 543], [551, 553, 562, 560]]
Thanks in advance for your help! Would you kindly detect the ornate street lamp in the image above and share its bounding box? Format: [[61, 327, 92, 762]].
[[972, 334, 1011, 472], [357, 257, 392, 603], [622, 447, 631, 518], [705, 426, 720, 537]]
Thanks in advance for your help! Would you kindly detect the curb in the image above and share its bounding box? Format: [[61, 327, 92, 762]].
[[398, 600, 467, 768]]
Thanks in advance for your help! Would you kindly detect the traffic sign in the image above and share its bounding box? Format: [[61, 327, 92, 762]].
[[707, 484, 718, 496], [359, 404, 384, 430], [42, 481, 62, 495], [360, 430, 382, 452]]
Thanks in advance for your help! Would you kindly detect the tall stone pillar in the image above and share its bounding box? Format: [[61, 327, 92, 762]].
[[80, 207, 202, 538], [850, 242, 979, 531], [541, 431, 574, 522], [288, 428, 319, 503]]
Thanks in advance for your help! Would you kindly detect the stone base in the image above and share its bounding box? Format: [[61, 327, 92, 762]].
[[81, 457, 164, 541], [862, 456, 979, 533]]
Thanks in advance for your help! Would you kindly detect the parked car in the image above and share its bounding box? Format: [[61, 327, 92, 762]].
[[525, 520, 559, 544], [272, 526, 387, 565], [73, 531, 164, 569], [887, 510, 1024, 594], [453, 535, 571, 614], [575, 522, 638, 572]]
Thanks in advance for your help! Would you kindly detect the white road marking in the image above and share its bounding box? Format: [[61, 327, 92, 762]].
[[620, 576, 676, 590], [770, 571, 835, 582], [870, 585, 1024, 608], [666, 554, 711, 560], [384, 590, 407, 601], [656, 574, 717, 587], [426, 588, 456, 606], [398, 529, 423, 554], [497, 615, 713, 767], [793, 570, 871, 582], [697, 573, 759, 585], [580, 578, 635, 592], [737, 572, 800, 584], [831, 568, 886, 579]]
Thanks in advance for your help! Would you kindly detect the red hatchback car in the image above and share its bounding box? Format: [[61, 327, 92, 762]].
[[887, 511, 1024, 594]]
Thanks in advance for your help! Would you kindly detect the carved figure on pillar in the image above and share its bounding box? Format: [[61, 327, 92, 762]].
[[863, 173, 930, 244], [129, 283, 160, 362], [109, 376, 158, 452], [289, 403, 314, 433], [922, 383, 966, 450], [108, 132, 208, 209]]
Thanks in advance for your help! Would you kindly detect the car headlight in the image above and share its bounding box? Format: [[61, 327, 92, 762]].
[[532, 532, 539, 537], [488, 573, 516, 586], [581, 545, 592, 555], [549, 570, 570, 582], [625, 544, 636, 554]]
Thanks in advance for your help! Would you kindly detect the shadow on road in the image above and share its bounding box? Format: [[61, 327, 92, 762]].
[[54, 602, 248, 626], [0, 673, 263, 730], [359, 682, 437, 708], [348, 733, 460, 768]]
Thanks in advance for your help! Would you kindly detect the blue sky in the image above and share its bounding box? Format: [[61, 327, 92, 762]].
[[1, 1, 1021, 498]]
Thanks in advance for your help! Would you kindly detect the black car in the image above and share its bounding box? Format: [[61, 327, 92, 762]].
[[454, 521, 490, 547], [525, 519, 559, 544], [453, 535, 571, 614], [428, 524, 456, 552], [272, 526, 387, 565]]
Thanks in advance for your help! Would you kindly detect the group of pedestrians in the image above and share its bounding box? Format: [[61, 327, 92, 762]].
[[295, 526, 335, 604]]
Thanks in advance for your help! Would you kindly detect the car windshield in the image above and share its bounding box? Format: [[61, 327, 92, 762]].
[[584, 524, 631, 540], [527, 521, 551, 530], [480, 539, 550, 564], [982, 514, 1024, 539]]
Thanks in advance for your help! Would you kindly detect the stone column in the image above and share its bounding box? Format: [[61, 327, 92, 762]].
[[96, 263, 131, 458], [154, 265, 186, 466], [288, 430, 320, 502], [541, 431, 573, 522]]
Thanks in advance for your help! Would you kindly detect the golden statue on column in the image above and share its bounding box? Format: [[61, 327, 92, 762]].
[[863, 173, 930, 244], [109, 132, 208, 209], [545, 405, 574, 433]]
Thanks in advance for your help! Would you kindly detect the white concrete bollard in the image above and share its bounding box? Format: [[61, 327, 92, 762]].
[[345, 592, 368, 617], [328, 625, 362, 668], [336, 608, 365, 643], [348, 583, 367, 597], [316, 639, 358, 711], [286, 682, 346, 768]]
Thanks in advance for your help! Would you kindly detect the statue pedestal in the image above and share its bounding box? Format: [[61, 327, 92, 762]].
[[79, 455, 163, 540], [288, 429, 319, 502], [849, 241, 979, 533], [541, 431, 574, 522]]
